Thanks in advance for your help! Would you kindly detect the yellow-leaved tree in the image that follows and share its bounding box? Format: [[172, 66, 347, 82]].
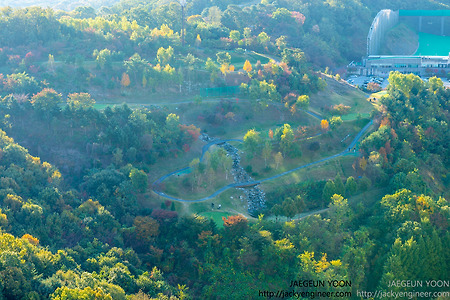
[[220, 63, 229, 75], [243, 59, 252, 73]]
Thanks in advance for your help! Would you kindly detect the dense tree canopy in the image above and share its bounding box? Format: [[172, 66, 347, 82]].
[[0, 0, 448, 298]]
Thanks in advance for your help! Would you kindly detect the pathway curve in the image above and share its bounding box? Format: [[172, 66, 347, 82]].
[[151, 119, 374, 213]]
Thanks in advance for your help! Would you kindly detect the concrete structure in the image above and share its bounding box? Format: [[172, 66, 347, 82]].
[[367, 10, 399, 56], [352, 10, 450, 77], [360, 55, 450, 76], [400, 10, 450, 36]]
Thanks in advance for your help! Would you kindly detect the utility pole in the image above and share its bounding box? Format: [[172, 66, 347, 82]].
[[179, 0, 186, 46]]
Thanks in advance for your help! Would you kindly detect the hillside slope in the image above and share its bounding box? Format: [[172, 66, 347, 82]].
[[380, 23, 419, 55]]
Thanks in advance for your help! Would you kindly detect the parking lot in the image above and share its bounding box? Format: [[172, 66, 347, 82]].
[[441, 78, 450, 88], [346, 75, 388, 89], [346, 75, 450, 89]]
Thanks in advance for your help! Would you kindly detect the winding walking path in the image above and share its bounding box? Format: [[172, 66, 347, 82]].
[[151, 119, 373, 203]]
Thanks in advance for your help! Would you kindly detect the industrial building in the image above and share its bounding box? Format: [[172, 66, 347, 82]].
[[358, 55, 449, 76], [351, 10, 450, 77]]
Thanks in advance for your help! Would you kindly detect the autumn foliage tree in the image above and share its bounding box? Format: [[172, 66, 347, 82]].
[[243, 60, 252, 73], [31, 88, 63, 124], [321, 119, 329, 131], [132, 216, 160, 251], [67, 92, 95, 110], [225, 112, 235, 121], [180, 124, 201, 142], [121, 73, 131, 88], [366, 82, 381, 92], [223, 215, 248, 240], [21, 233, 39, 246], [296, 95, 309, 108], [220, 63, 229, 75], [156, 46, 174, 65], [32, 88, 62, 113]]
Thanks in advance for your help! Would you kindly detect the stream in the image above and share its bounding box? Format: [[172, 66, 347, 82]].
[[200, 133, 266, 216]]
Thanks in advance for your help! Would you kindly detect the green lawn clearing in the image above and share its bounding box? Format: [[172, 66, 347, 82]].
[[198, 211, 234, 228], [230, 51, 271, 69]]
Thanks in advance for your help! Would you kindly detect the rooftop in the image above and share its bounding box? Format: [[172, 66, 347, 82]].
[[399, 10, 450, 17]]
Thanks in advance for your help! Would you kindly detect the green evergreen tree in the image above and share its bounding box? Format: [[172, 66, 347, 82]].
[[345, 176, 358, 197], [322, 180, 336, 204], [334, 174, 345, 196]]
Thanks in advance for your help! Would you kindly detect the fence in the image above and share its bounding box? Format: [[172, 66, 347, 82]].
[[200, 86, 240, 98]]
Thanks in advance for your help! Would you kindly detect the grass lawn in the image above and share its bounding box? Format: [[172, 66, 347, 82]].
[[240, 118, 369, 180], [143, 73, 376, 219], [198, 211, 234, 228], [341, 112, 371, 121], [150, 100, 319, 202], [311, 76, 374, 118], [94, 91, 198, 106], [161, 169, 233, 200], [179, 187, 255, 219], [347, 187, 389, 210], [381, 22, 418, 55], [180, 100, 317, 139], [160, 116, 371, 217], [152, 102, 373, 216], [370, 91, 387, 99], [148, 139, 205, 186], [260, 155, 357, 191], [230, 51, 270, 69]]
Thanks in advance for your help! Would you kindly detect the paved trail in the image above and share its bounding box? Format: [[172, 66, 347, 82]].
[[151, 120, 373, 202]]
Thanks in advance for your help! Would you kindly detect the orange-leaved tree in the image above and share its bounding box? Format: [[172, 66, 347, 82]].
[[22, 233, 39, 246], [321, 119, 329, 131], [223, 215, 248, 239], [121, 72, 130, 88]]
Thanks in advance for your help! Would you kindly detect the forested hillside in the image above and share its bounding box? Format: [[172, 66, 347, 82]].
[[0, 0, 448, 299], [0, 0, 120, 10]]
